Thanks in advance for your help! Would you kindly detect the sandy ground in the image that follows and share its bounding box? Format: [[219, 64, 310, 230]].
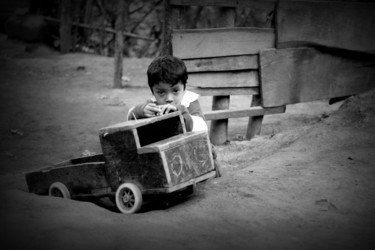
[[0, 34, 374, 250]]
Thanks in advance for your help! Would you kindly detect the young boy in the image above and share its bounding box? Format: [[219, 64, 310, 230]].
[[127, 55, 207, 132], [127, 55, 221, 177]]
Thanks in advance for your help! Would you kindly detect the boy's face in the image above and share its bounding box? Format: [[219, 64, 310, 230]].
[[152, 81, 185, 105]]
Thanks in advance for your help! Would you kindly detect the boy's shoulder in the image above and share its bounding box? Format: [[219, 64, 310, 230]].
[[181, 90, 200, 107]]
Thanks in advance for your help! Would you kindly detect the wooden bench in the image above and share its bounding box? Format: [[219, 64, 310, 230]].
[[162, 0, 375, 145], [162, 0, 286, 145]]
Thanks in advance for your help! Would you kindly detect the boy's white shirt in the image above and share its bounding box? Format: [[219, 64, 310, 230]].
[[127, 90, 208, 132]]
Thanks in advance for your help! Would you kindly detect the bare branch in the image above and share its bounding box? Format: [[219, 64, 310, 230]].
[[130, 0, 162, 33]]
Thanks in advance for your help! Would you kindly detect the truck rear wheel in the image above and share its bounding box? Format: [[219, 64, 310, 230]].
[[115, 183, 142, 214], [49, 182, 71, 199]]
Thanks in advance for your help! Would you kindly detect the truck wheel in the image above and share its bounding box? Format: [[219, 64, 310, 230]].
[[49, 182, 71, 199], [115, 183, 142, 214]]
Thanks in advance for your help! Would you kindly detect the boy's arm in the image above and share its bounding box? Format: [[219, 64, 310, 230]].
[[127, 103, 147, 120], [177, 100, 207, 132]]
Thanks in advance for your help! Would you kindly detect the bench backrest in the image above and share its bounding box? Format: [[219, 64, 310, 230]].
[[162, 0, 285, 144]]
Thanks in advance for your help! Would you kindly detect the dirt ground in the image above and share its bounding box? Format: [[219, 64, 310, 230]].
[[0, 34, 374, 250]]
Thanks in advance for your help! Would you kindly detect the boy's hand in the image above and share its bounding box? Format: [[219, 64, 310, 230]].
[[159, 104, 177, 115], [143, 103, 178, 117], [143, 103, 162, 117]]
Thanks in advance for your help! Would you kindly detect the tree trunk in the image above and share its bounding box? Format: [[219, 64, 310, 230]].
[[84, 0, 93, 42], [59, 0, 72, 53], [113, 0, 128, 89], [161, 0, 172, 56]]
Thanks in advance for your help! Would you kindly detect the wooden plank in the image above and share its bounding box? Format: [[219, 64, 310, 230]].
[[164, 132, 214, 185], [188, 71, 259, 88], [121, 151, 169, 190], [260, 48, 375, 107], [188, 86, 259, 96], [100, 111, 182, 133], [277, 1, 375, 53], [184, 55, 258, 72], [138, 131, 206, 154], [54, 154, 105, 167], [204, 106, 286, 120], [99, 129, 139, 189], [143, 171, 216, 195], [172, 27, 275, 59], [166, 171, 216, 193]]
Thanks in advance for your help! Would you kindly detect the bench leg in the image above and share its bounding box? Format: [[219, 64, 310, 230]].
[[246, 95, 264, 140], [209, 96, 230, 145]]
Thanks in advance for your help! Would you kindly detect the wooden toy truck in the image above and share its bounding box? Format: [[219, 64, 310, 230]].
[[25, 112, 216, 214]]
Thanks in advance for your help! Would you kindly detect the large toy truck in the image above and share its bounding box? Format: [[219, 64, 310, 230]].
[[25, 112, 216, 214]]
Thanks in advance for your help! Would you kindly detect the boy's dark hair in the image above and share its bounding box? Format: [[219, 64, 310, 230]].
[[147, 55, 188, 90]]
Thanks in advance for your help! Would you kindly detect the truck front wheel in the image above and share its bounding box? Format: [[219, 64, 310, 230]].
[[115, 183, 142, 214], [49, 182, 71, 199]]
